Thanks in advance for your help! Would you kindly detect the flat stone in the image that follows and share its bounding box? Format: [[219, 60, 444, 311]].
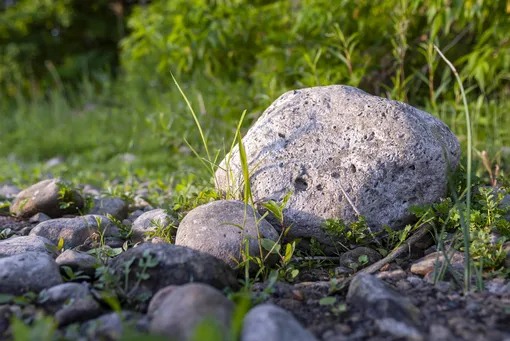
[[110, 243, 238, 301], [0, 235, 55, 258], [0, 252, 63, 295], [410, 250, 465, 276], [215, 85, 460, 247], [150, 283, 234, 340], [29, 215, 119, 248], [241, 303, 319, 341], [10, 179, 84, 218], [175, 200, 279, 268]]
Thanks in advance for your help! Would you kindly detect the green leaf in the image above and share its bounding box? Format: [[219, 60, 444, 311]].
[[0, 293, 13, 304], [319, 296, 337, 305], [260, 238, 280, 254]]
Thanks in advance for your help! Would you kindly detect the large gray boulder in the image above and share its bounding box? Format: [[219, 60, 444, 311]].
[[175, 200, 279, 268], [215, 86, 460, 246]]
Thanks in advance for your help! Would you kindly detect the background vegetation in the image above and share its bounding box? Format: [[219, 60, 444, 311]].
[[1, 0, 509, 190]]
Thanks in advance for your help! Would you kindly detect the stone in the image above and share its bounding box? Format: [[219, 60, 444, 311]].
[[0, 235, 56, 258], [150, 283, 234, 340], [54, 294, 103, 326], [375, 318, 423, 341], [9, 179, 84, 218], [339, 247, 382, 270], [147, 285, 179, 316], [175, 200, 279, 268], [0, 184, 20, 199], [346, 273, 420, 326], [29, 214, 119, 248], [29, 212, 51, 223], [0, 252, 63, 295], [241, 303, 319, 341], [38, 282, 91, 313], [131, 208, 177, 243], [88, 197, 129, 221], [82, 185, 101, 197], [81, 311, 143, 340], [504, 242, 510, 268], [110, 243, 238, 300], [215, 85, 460, 247], [410, 250, 465, 276], [56, 249, 99, 277]]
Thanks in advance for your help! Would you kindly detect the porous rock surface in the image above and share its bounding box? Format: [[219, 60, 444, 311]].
[[216, 85, 460, 245]]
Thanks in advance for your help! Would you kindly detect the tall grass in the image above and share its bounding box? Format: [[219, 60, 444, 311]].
[[434, 45, 473, 293]]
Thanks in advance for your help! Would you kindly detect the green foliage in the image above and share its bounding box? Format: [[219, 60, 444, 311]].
[[410, 185, 510, 271], [121, 0, 509, 105], [0, 0, 129, 96], [321, 215, 373, 251]]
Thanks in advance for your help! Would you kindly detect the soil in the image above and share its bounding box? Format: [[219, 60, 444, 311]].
[[252, 262, 510, 341]]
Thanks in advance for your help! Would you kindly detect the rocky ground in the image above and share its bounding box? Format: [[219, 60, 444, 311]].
[[1, 180, 510, 341]]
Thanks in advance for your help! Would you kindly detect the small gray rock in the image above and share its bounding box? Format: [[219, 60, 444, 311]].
[[29, 212, 51, 223], [89, 197, 128, 221], [10, 179, 84, 218], [110, 243, 238, 300], [375, 318, 423, 341], [29, 215, 119, 248], [131, 209, 177, 243], [0, 184, 20, 199], [81, 311, 143, 341], [0, 235, 55, 258], [241, 303, 318, 341], [339, 247, 382, 270], [150, 283, 234, 341], [176, 200, 279, 268], [56, 249, 99, 277], [410, 250, 465, 276], [38, 282, 91, 313], [504, 242, 510, 269], [54, 294, 103, 326], [215, 85, 460, 247], [0, 252, 63, 295], [346, 273, 420, 326], [147, 285, 179, 316]]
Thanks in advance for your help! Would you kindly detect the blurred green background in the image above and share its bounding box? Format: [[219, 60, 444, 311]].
[[0, 0, 509, 191]]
